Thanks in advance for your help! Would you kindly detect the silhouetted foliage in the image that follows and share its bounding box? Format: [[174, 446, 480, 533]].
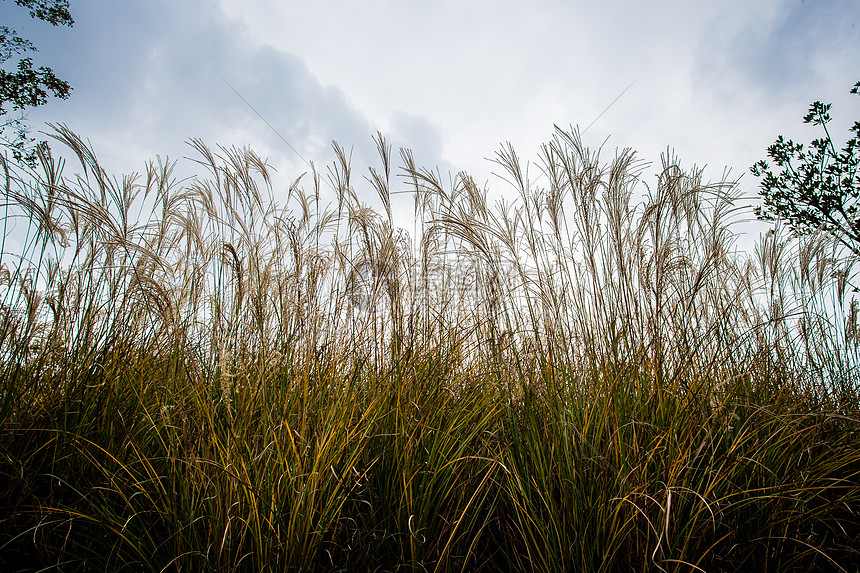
[[752, 80, 860, 254], [0, 0, 73, 165]]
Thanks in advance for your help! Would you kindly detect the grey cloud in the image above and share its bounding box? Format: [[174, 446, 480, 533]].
[[23, 0, 387, 193], [707, 0, 860, 96], [387, 112, 448, 169]]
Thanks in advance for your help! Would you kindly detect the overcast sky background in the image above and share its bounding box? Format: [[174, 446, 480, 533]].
[[5, 0, 860, 242]]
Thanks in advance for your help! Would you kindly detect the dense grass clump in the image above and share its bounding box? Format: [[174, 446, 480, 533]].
[[0, 125, 859, 571]]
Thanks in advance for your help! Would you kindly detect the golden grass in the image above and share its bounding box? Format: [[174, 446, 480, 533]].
[[0, 125, 858, 571]]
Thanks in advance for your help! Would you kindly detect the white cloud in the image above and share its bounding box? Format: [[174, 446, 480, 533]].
[[11, 0, 860, 232]]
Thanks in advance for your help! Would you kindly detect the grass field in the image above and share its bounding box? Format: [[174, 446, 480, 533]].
[[1, 124, 858, 571]]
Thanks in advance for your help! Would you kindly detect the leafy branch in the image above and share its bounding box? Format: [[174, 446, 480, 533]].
[[751, 80, 860, 255]]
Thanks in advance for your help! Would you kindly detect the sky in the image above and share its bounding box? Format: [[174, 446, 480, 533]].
[[4, 0, 860, 242]]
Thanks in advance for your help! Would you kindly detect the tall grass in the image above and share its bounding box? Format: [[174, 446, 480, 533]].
[[0, 124, 858, 571]]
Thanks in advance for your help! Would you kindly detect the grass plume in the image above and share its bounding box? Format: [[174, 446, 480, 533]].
[[0, 124, 858, 571]]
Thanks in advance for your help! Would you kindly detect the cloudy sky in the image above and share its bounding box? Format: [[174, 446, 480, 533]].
[[6, 0, 860, 234]]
